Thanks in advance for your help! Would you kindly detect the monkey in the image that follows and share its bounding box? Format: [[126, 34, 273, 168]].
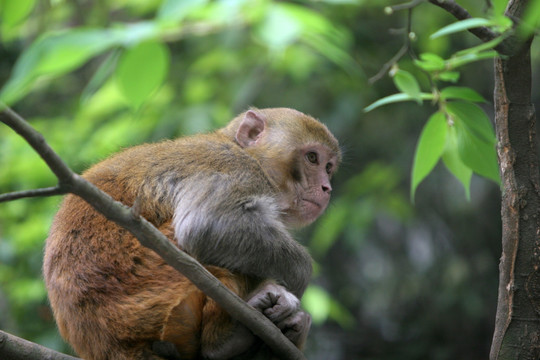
[[43, 107, 341, 360]]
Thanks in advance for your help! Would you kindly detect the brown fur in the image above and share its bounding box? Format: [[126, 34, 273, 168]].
[[44, 108, 340, 359]]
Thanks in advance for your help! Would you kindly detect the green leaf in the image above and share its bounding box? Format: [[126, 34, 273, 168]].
[[492, 0, 508, 15], [456, 34, 507, 56], [157, 0, 208, 24], [0, 22, 164, 105], [492, 14, 513, 32], [81, 50, 121, 104], [0, 0, 35, 28], [431, 18, 493, 39], [437, 71, 460, 83], [364, 92, 433, 112], [414, 53, 445, 71], [411, 111, 447, 201], [454, 123, 500, 184], [393, 69, 422, 104], [277, 3, 361, 76], [302, 285, 331, 324], [33, 30, 124, 75], [0, 29, 125, 105], [447, 51, 498, 69], [440, 87, 486, 103], [446, 101, 495, 144], [302, 285, 354, 328], [442, 126, 472, 200], [256, 4, 302, 49], [518, 0, 540, 37], [115, 41, 170, 108], [448, 102, 500, 184]]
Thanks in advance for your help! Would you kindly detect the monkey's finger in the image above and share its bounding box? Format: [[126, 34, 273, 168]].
[[281, 310, 311, 330], [263, 301, 296, 323]]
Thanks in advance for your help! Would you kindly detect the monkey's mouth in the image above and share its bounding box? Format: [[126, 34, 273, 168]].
[[302, 198, 322, 209]]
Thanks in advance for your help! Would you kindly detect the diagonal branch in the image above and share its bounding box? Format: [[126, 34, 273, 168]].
[[0, 108, 306, 360], [428, 0, 498, 42], [1, 107, 75, 183], [427, 0, 514, 55]]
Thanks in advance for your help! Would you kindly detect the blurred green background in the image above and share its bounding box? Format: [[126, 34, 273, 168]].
[[1, 0, 535, 359]]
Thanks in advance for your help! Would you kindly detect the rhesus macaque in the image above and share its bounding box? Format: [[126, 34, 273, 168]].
[[43, 108, 341, 360]]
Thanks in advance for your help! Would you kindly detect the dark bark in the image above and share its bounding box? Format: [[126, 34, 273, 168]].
[[424, 0, 540, 358], [427, 0, 498, 43], [0, 330, 80, 360], [491, 37, 540, 359], [490, 1, 540, 358]]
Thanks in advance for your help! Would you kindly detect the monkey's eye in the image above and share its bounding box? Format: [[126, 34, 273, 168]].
[[326, 163, 333, 174], [306, 152, 318, 164]]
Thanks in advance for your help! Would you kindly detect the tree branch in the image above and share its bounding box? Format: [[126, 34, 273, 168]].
[[1, 107, 75, 183], [0, 186, 65, 203], [0, 330, 80, 360], [0, 108, 306, 360], [427, 0, 497, 41], [427, 0, 514, 55]]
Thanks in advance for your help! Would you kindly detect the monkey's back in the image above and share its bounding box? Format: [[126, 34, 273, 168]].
[[43, 132, 273, 360]]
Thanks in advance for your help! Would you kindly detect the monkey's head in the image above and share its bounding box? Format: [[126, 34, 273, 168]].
[[222, 108, 341, 228]]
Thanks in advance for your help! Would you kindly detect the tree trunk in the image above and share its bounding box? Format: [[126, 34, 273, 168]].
[[490, 12, 540, 359]]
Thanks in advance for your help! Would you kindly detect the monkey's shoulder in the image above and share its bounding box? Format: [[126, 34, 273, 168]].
[[91, 133, 258, 172], [83, 133, 276, 201]]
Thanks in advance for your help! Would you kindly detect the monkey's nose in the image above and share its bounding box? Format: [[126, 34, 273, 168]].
[[322, 184, 332, 193]]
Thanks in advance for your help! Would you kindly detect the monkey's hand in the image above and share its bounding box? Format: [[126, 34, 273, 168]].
[[201, 283, 311, 360], [247, 283, 312, 347]]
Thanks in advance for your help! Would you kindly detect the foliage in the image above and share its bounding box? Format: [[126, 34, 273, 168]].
[[2, 0, 538, 359], [364, 6, 514, 200]]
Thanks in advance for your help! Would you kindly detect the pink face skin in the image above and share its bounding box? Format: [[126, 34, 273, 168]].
[[288, 143, 338, 227], [233, 110, 339, 228]]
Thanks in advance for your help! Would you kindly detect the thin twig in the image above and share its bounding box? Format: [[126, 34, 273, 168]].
[[369, 8, 414, 84], [0, 186, 65, 203], [371, 0, 514, 84], [369, 44, 408, 84], [389, 0, 427, 12]]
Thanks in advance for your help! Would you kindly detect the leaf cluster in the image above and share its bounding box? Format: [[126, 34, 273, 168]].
[[365, 9, 512, 200]]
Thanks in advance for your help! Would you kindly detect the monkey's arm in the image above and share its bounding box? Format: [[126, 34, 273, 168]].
[[172, 174, 312, 298]]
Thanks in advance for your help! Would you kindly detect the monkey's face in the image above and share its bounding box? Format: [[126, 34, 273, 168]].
[[230, 108, 340, 228], [285, 143, 338, 228]]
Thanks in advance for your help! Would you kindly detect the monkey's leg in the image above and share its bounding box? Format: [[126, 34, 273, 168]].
[[157, 283, 205, 359], [159, 267, 252, 360]]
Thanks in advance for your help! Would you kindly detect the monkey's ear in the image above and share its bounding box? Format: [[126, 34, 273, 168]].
[[236, 110, 266, 148]]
